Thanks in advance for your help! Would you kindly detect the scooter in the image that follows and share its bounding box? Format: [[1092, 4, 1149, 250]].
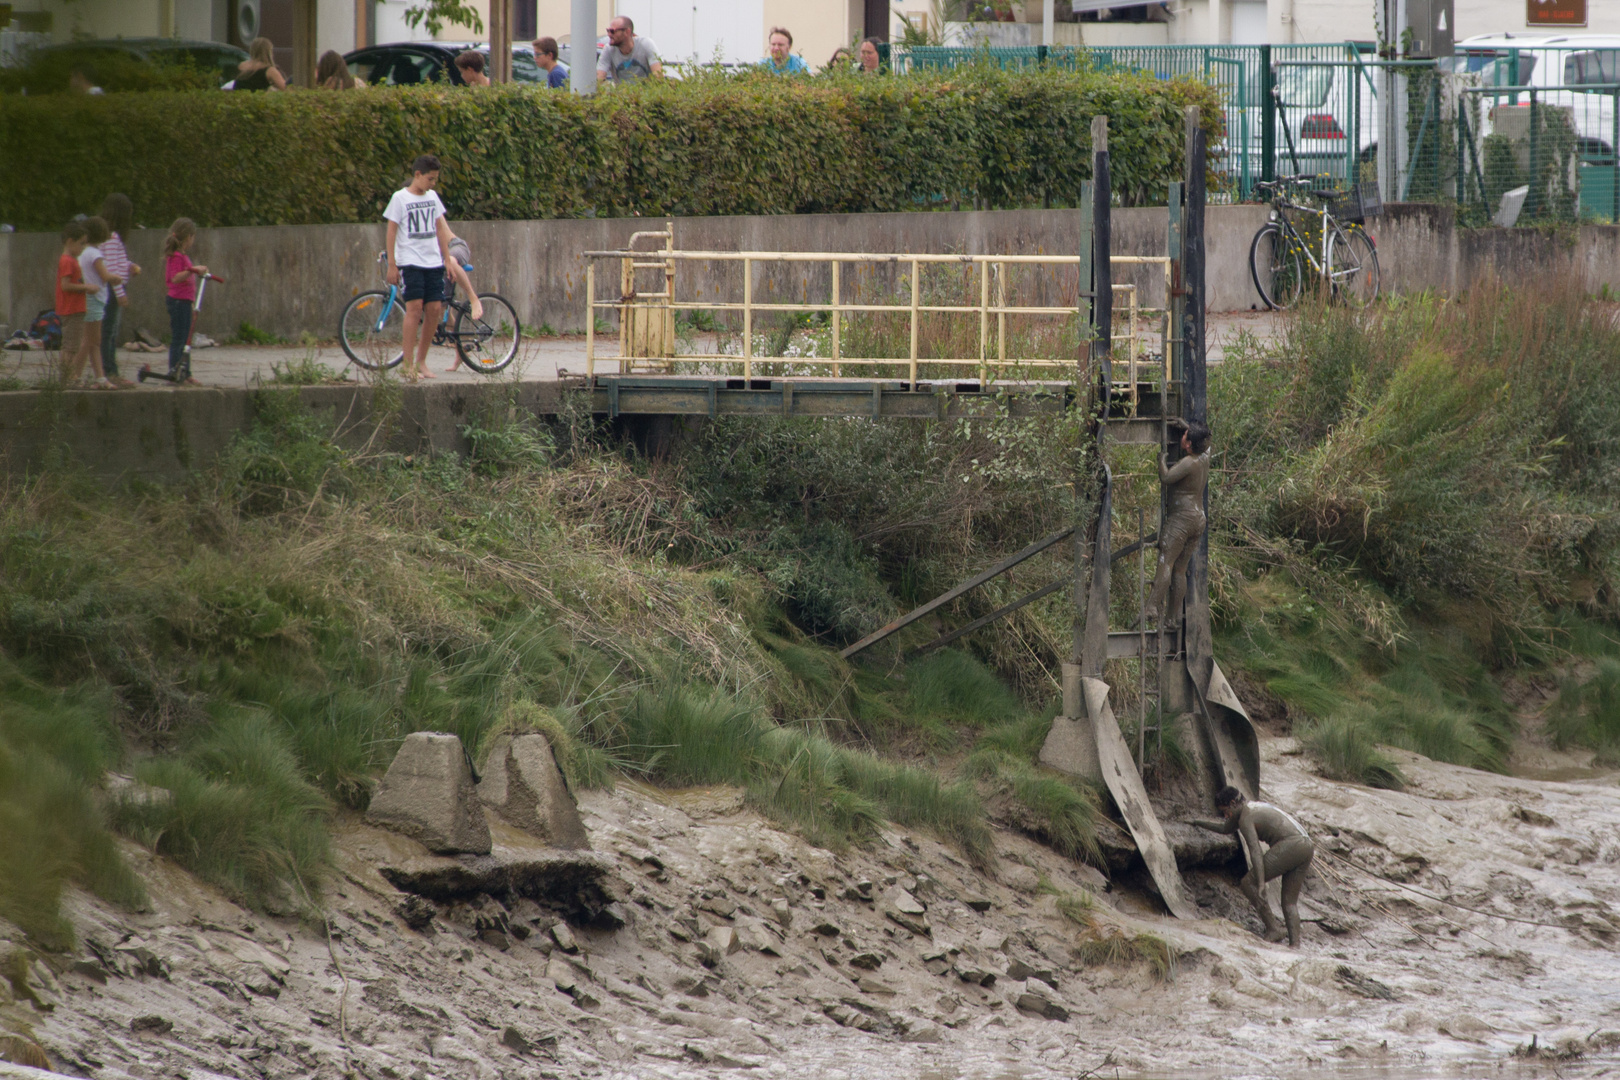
[[138, 272, 225, 384]]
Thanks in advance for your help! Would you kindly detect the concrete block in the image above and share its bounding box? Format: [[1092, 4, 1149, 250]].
[[365, 732, 491, 854], [478, 732, 589, 849], [1038, 714, 1101, 783]]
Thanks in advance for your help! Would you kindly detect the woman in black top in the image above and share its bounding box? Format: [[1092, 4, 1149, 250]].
[[235, 37, 287, 91]]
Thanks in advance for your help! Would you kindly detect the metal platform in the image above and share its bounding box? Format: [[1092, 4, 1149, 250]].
[[578, 375, 1187, 436], [580, 375, 1078, 420]]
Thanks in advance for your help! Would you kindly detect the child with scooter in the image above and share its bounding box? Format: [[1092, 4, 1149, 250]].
[[140, 218, 222, 386]]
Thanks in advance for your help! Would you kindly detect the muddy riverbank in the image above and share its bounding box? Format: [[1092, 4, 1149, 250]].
[[5, 736, 1620, 1080]]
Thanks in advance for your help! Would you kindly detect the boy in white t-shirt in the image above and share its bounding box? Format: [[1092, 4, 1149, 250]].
[[383, 154, 479, 380]]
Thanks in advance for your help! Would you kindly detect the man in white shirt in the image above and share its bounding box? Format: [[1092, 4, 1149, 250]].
[[382, 154, 478, 379]]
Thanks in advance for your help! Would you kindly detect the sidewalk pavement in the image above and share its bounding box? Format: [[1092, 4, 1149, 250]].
[[0, 312, 1285, 391]]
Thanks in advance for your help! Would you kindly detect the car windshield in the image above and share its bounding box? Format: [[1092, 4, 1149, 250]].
[[511, 51, 542, 82], [1565, 49, 1620, 86], [1234, 65, 1334, 108], [356, 50, 448, 85]]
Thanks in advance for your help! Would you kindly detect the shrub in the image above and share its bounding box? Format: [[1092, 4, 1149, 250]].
[[0, 65, 1224, 230]]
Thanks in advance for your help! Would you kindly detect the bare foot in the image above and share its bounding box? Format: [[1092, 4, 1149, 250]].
[[420, 368, 438, 379]]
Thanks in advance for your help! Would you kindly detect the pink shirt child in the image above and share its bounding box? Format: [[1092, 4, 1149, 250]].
[[166, 250, 198, 302]]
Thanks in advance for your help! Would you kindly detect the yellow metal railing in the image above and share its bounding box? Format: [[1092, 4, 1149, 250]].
[[584, 240, 1172, 394]]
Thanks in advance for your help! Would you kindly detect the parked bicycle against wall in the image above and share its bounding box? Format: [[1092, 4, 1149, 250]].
[[1248, 176, 1381, 310], [339, 251, 521, 373]]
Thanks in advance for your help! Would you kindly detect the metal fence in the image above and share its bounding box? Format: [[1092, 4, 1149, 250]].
[[894, 42, 1620, 222]]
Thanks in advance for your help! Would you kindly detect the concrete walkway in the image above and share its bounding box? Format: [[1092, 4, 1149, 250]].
[[0, 312, 1285, 392]]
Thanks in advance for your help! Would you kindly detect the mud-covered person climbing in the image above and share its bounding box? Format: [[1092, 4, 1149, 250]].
[[1192, 785, 1314, 947]]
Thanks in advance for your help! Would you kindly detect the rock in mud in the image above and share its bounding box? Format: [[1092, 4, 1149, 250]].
[[881, 889, 930, 936], [378, 848, 627, 928], [365, 732, 491, 855], [1014, 984, 1070, 1022], [395, 895, 436, 931], [479, 732, 589, 849], [130, 1015, 173, 1036]]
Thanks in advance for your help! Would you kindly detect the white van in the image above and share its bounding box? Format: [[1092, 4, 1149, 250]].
[[1453, 33, 1620, 162]]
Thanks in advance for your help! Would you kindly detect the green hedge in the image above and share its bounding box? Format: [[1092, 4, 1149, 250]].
[[1, 66, 1224, 231]]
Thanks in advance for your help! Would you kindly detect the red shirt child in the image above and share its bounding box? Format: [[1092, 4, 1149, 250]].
[[57, 250, 88, 316]]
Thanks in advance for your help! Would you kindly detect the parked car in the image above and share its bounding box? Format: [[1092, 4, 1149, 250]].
[[1219, 47, 1379, 193], [343, 41, 546, 86], [4, 37, 246, 91], [1453, 33, 1620, 162]]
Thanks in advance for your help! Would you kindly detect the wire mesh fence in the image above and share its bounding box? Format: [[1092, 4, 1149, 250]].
[[890, 41, 1620, 223]]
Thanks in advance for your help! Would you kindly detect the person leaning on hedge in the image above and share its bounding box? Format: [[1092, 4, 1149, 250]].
[[858, 38, 884, 74], [234, 37, 287, 91], [597, 16, 661, 85], [533, 37, 569, 88], [316, 50, 364, 90], [760, 28, 807, 75], [456, 51, 490, 86]]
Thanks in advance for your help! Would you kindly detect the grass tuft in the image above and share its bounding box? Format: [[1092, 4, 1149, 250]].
[[112, 712, 331, 910]]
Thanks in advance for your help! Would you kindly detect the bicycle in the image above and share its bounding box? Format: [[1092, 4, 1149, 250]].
[[339, 252, 521, 373], [1248, 176, 1381, 311]]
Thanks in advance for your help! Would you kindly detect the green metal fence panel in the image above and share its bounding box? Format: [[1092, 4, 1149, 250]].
[[888, 41, 1619, 221]]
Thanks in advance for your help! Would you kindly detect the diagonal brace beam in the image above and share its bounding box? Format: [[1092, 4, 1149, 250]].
[[839, 524, 1075, 660]]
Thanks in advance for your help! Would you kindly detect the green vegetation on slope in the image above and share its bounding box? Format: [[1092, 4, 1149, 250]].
[[0, 389, 1098, 934], [1209, 280, 1620, 784], [5, 277, 1620, 944]]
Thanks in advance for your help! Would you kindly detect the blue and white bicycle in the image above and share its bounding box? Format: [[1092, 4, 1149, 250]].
[[338, 251, 521, 373]]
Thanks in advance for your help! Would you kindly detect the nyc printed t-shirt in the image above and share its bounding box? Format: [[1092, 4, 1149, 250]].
[[384, 187, 447, 268]]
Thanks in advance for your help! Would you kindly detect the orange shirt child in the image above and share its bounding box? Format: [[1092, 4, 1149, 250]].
[[57, 250, 87, 316]]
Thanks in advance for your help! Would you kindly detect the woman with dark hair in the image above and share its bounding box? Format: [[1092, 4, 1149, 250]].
[[234, 37, 287, 90], [858, 37, 884, 73], [316, 50, 363, 89]]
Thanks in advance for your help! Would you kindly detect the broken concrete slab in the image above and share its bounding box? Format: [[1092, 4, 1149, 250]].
[[478, 732, 589, 850], [365, 732, 491, 855]]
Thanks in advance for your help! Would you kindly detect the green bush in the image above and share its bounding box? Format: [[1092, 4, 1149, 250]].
[[0, 65, 1224, 230]]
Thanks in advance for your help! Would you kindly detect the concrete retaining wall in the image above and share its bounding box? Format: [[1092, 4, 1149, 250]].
[[0, 206, 1272, 342], [4, 205, 1614, 343], [0, 381, 564, 483]]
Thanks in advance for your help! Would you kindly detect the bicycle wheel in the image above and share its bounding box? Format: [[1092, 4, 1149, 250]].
[[454, 293, 522, 374], [339, 290, 405, 370], [1249, 222, 1306, 311], [1328, 227, 1380, 308]]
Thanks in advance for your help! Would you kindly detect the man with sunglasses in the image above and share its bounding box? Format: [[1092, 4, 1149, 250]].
[[596, 16, 661, 85]]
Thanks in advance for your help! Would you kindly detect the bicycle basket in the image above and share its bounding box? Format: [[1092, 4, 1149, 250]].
[[1329, 182, 1382, 223]]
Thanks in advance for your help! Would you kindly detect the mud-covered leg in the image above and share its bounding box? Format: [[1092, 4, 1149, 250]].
[[1280, 862, 1310, 947], [1238, 875, 1285, 941]]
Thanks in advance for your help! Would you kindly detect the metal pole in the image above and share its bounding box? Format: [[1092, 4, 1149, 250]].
[[831, 260, 841, 378], [909, 259, 920, 386], [1043, 0, 1054, 48], [979, 260, 989, 385], [585, 262, 595, 376], [1259, 45, 1275, 185], [1092, 115, 1112, 391], [743, 257, 753, 380], [569, 0, 596, 94]]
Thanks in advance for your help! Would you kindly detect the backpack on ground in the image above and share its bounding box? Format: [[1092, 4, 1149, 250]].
[[29, 309, 62, 351]]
